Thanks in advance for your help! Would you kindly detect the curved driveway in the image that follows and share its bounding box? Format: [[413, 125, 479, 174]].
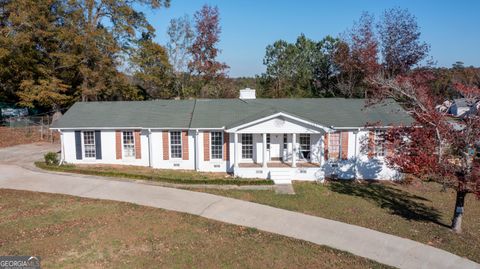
[[0, 143, 478, 269]]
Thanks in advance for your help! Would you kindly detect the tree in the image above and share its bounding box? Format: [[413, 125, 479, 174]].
[[167, 15, 194, 74], [369, 71, 480, 233], [261, 39, 298, 97], [0, 0, 73, 109], [0, 0, 171, 110], [260, 34, 340, 98], [312, 36, 340, 97], [335, 12, 380, 97], [166, 14, 194, 98], [67, 0, 170, 101], [188, 4, 229, 96], [377, 7, 430, 76], [131, 35, 174, 99]]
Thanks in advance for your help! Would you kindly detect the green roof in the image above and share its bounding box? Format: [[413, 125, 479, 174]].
[[52, 98, 414, 129], [52, 100, 195, 129]]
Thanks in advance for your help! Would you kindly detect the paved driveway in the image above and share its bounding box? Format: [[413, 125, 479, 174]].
[[0, 142, 59, 165], [0, 143, 478, 269]]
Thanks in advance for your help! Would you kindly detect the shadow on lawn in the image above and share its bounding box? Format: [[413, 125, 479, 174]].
[[328, 181, 449, 228]]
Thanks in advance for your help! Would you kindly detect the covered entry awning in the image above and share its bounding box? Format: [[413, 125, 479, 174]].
[[225, 112, 329, 170]]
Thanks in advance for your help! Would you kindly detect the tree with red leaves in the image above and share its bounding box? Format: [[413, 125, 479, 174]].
[[188, 4, 229, 93], [369, 72, 480, 233], [335, 12, 380, 97]]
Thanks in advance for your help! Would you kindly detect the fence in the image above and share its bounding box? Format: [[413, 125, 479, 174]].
[[2, 115, 57, 143]]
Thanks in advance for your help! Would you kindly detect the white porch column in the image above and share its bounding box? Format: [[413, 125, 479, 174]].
[[292, 133, 297, 168], [59, 131, 65, 164], [194, 129, 199, 171], [353, 129, 359, 179], [262, 133, 267, 168], [234, 132, 239, 168], [148, 129, 153, 168]]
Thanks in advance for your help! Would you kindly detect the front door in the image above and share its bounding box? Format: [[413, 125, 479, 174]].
[[269, 134, 283, 161]]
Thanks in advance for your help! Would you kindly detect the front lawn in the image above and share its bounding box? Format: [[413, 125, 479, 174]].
[[199, 181, 480, 263], [35, 162, 273, 186], [0, 189, 390, 268]]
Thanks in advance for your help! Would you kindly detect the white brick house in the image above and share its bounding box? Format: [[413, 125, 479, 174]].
[[52, 89, 414, 184]]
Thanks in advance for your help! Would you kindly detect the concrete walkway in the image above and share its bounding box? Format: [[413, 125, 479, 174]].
[[0, 144, 478, 269]]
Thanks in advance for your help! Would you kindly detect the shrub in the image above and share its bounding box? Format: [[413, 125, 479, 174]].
[[44, 152, 59, 165]]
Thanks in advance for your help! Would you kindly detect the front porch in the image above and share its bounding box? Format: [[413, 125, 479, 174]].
[[231, 131, 325, 183], [233, 161, 324, 184], [234, 161, 324, 184], [238, 161, 320, 168], [231, 131, 324, 171], [225, 112, 328, 183]]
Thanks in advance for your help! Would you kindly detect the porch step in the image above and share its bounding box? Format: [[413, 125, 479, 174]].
[[269, 170, 293, 184]]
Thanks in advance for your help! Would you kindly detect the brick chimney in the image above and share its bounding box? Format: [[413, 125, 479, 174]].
[[239, 88, 256, 99]]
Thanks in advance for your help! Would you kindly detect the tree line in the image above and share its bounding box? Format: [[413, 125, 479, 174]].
[[0, 1, 234, 112], [0, 2, 479, 112], [258, 9, 479, 99]]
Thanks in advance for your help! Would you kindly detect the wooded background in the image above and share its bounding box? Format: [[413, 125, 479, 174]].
[[0, 1, 478, 114]]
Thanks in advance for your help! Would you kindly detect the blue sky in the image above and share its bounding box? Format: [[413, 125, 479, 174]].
[[142, 0, 480, 77]]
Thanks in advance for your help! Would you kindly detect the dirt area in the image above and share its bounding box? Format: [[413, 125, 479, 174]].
[[0, 127, 59, 148]]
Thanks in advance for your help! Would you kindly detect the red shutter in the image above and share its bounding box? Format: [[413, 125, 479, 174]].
[[223, 132, 229, 161], [368, 131, 375, 159], [341, 132, 349, 160], [324, 133, 329, 161], [115, 130, 122, 160], [182, 131, 189, 160], [134, 130, 141, 159], [162, 131, 169, 160], [204, 131, 210, 161]]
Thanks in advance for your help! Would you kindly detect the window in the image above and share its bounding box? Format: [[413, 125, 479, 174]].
[[283, 134, 288, 149], [83, 131, 95, 158], [299, 134, 311, 160], [170, 131, 182, 159], [374, 130, 386, 157], [123, 131, 135, 158], [211, 132, 223, 159], [241, 134, 253, 159], [328, 133, 340, 160], [266, 134, 270, 150]]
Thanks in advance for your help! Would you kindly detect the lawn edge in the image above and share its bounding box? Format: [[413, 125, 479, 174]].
[[34, 162, 275, 187]]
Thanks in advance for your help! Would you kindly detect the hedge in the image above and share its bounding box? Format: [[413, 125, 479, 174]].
[[35, 162, 274, 186]]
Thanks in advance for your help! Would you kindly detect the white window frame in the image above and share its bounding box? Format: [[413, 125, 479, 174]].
[[283, 134, 288, 150], [299, 134, 311, 161], [82, 131, 96, 159], [210, 131, 223, 160], [170, 131, 182, 159], [122, 131, 135, 159], [241, 133, 253, 160], [328, 133, 341, 161]]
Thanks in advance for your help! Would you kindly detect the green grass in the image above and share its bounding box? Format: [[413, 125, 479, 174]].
[[35, 162, 273, 186], [198, 181, 480, 263], [0, 189, 390, 268]]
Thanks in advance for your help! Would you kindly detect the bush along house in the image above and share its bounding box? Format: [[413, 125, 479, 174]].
[[51, 89, 414, 184]]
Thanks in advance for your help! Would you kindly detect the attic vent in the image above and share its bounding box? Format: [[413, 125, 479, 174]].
[[239, 88, 256, 99]]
